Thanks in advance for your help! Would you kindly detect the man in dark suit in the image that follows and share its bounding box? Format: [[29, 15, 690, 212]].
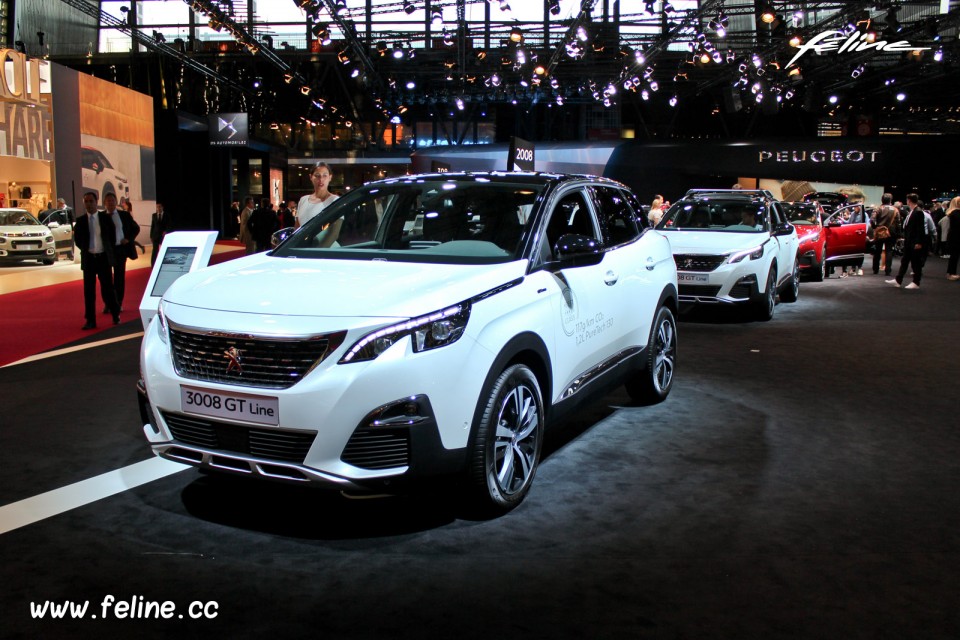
[[888, 193, 931, 290], [102, 192, 140, 313], [75, 191, 121, 329], [150, 202, 169, 266]]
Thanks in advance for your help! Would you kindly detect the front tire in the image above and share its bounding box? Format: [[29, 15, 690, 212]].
[[468, 364, 544, 514], [625, 305, 676, 405], [780, 259, 800, 302], [754, 267, 777, 321]]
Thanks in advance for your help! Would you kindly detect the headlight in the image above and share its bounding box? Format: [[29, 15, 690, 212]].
[[728, 245, 765, 264], [339, 302, 471, 364], [156, 301, 169, 344], [799, 230, 820, 242], [45, 236, 54, 243]]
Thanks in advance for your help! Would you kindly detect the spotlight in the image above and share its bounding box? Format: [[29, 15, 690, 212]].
[[311, 23, 331, 46], [700, 52, 711, 64], [533, 64, 546, 76], [431, 9, 442, 25], [548, 0, 560, 16], [152, 30, 166, 44], [896, 92, 906, 101], [510, 26, 523, 43], [828, 95, 838, 104], [406, 80, 416, 89], [337, 49, 351, 64], [789, 33, 802, 48], [934, 48, 943, 62], [498, 0, 510, 11], [669, 95, 678, 107], [376, 40, 388, 56], [392, 43, 404, 59], [403, 0, 416, 15], [760, 5, 776, 24]]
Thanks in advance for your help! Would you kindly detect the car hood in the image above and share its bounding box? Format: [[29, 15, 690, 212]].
[[164, 253, 527, 319], [663, 230, 771, 255]]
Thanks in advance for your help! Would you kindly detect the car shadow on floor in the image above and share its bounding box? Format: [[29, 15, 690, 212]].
[[177, 394, 624, 537]]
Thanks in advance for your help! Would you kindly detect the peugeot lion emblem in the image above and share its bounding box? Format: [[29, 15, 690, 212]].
[[224, 347, 244, 374], [681, 258, 694, 270]]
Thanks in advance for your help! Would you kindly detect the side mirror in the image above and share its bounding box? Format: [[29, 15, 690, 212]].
[[47, 221, 60, 229], [554, 233, 603, 267], [773, 223, 793, 237]]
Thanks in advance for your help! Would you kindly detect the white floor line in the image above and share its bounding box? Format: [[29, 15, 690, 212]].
[[0, 457, 189, 536], [1, 332, 144, 368]]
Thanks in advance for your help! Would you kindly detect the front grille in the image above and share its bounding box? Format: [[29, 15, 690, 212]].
[[674, 254, 726, 272], [729, 283, 753, 299], [169, 325, 343, 389], [678, 284, 721, 297], [341, 428, 410, 470], [162, 411, 316, 463]]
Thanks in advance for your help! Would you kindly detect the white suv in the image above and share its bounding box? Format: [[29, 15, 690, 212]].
[[657, 189, 800, 320], [139, 173, 678, 513]]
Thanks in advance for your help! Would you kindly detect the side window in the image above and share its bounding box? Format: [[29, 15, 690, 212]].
[[770, 202, 785, 226], [591, 186, 640, 247], [543, 190, 599, 260], [621, 190, 651, 231]]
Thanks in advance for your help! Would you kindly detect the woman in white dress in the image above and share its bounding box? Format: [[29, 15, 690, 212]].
[[296, 162, 339, 228]]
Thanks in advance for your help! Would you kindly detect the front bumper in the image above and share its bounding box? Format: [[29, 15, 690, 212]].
[[139, 316, 489, 491], [677, 264, 762, 305]]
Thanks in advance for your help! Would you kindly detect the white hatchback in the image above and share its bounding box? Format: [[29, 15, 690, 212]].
[[657, 189, 800, 321], [139, 173, 678, 513]]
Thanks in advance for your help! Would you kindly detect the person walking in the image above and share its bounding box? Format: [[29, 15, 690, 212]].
[[103, 192, 140, 312], [74, 191, 121, 329], [946, 197, 960, 280], [871, 193, 901, 276], [888, 193, 930, 290], [150, 202, 169, 266], [239, 196, 256, 254], [296, 162, 339, 228]]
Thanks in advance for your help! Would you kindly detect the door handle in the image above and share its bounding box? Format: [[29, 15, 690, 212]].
[[604, 270, 619, 286]]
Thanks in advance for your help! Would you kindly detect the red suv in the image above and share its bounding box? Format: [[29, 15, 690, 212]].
[[783, 202, 871, 281]]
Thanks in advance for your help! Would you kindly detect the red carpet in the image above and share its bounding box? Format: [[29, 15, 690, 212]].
[[0, 245, 244, 367]]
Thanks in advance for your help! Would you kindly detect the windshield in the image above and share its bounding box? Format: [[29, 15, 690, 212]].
[[273, 179, 544, 264], [658, 200, 768, 233], [0, 211, 39, 226], [784, 204, 820, 225]]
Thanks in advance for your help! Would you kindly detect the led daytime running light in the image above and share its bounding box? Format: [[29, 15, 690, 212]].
[[339, 302, 470, 363], [728, 245, 765, 264]]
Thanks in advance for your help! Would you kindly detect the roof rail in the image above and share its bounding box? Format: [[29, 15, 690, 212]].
[[684, 188, 776, 199]]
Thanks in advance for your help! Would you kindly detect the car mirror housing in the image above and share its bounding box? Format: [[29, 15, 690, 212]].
[[773, 223, 794, 237], [554, 233, 603, 267]]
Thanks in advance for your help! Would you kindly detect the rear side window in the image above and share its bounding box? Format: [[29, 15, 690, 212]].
[[591, 186, 640, 247]]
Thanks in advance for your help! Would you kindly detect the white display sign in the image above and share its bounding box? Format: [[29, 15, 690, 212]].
[[139, 231, 218, 330]]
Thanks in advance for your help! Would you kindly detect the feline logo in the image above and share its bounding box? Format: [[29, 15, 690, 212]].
[[786, 31, 929, 68]]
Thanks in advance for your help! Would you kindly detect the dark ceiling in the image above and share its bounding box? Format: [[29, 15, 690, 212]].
[[46, 1, 960, 142]]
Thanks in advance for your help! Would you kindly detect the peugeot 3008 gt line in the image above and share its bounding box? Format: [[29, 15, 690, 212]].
[[139, 172, 678, 513]]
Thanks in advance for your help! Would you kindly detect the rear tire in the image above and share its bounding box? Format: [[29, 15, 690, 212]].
[[625, 305, 676, 405], [468, 364, 544, 515]]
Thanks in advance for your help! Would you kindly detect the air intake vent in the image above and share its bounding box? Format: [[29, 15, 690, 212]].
[[163, 412, 316, 463], [341, 429, 410, 470]]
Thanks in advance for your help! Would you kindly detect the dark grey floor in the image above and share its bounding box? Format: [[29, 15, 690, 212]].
[[3, 262, 960, 639]]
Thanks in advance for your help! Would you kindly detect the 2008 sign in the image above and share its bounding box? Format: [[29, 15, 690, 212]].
[[515, 148, 534, 162]]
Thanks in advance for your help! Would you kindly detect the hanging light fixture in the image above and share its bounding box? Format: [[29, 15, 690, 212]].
[[510, 26, 524, 43]]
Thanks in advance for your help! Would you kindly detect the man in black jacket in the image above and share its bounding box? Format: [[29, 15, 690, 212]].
[[150, 202, 169, 266], [102, 192, 140, 312], [888, 193, 930, 290], [75, 191, 121, 329], [871, 193, 901, 276]]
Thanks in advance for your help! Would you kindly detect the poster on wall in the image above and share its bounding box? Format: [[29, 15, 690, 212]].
[[760, 179, 884, 207], [76, 73, 156, 242]]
